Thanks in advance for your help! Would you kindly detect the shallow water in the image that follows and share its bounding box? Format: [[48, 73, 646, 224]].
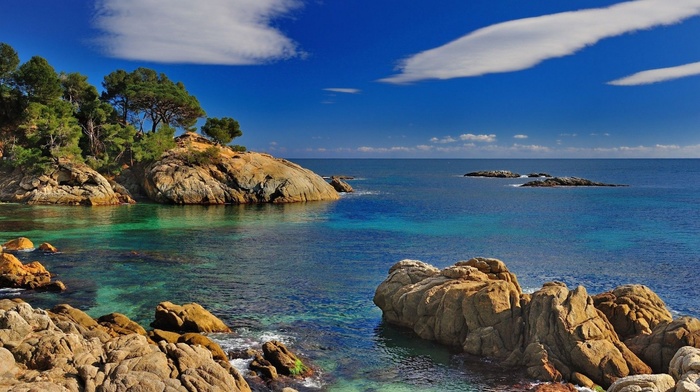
[[1, 159, 698, 390]]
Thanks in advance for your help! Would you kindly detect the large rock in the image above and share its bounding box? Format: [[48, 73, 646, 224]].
[[626, 317, 700, 374], [669, 346, 700, 392], [151, 301, 232, 333], [0, 160, 124, 205], [593, 285, 673, 341], [0, 253, 65, 291], [262, 340, 312, 378], [0, 299, 251, 392], [465, 170, 521, 178], [329, 176, 353, 193], [606, 374, 676, 392], [140, 133, 339, 204], [2, 237, 35, 251], [521, 177, 625, 187], [374, 258, 652, 388]]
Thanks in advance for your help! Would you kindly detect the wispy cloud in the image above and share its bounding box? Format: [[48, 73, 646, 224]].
[[94, 0, 302, 64], [514, 134, 528, 139], [608, 61, 700, 85], [430, 136, 457, 144], [323, 88, 361, 94], [460, 133, 496, 143], [380, 0, 700, 84]]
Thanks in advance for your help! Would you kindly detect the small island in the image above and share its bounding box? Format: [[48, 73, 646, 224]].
[[0, 43, 338, 206], [521, 177, 626, 187]]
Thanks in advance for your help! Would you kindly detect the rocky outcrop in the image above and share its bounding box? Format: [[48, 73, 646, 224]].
[[521, 177, 625, 187], [38, 242, 59, 253], [626, 317, 700, 374], [0, 299, 251, 392], [593, 285, 673, 341], [527, 173, 553, 178], [0, 253, 65, 291], [140, 133, 339, 204], [329, 176, 353, 193], [2, 237, 35, 251], [465, 170, 521, 178], [374, 258, 662, 388], [669, 346, 700, 391], [607, 374, 676, 392], [0, 161, 125, 205], [151, 301, 232, 333]]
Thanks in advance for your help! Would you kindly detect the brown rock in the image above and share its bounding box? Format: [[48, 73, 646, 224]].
[[178, 333, 228, 362], [529, 383, 578, 392], [0, 253, 62, 291], [262, 340, 311, 378], [151, 301, 232, 333], [626, 316, 700, 373], [140, 133, 339, 204], [250, 353, 278, 380], [2, 238, 35, 251], [148, 328, 182, 344], [329, 176, 353, 193], [593, 284, 673, 341], [97, 312, 148, 337], [606, 374, 676, 392], [38, 243, 59, 253]]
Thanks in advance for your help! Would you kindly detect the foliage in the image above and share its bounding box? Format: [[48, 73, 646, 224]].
[[289, 359, 307, 377], [131, 124, 176, 162], [4, 145, 52, 173], [18, 101, 83, 162], [230, 144, 247, 152], [13, 56, 63, 105], [201, 116, 242, 144], [180, 145, 222, 166]]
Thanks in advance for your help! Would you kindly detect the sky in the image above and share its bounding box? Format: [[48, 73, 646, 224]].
[[2, 0, 700, 158]]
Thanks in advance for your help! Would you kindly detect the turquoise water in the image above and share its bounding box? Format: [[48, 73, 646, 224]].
[[1, 159, 699, 391]]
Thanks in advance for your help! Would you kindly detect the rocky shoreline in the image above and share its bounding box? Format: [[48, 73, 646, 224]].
[[374, 258, 700, 391], [463, 170, 626, 187], [0, 133, 339, 206]]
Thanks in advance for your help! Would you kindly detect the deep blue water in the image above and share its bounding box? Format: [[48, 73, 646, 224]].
[[1, 159, 699, 391]]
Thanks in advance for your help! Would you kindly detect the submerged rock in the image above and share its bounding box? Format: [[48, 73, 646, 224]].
[[140, 133, 339, 204], [465, 170, 521, 178], [521, 177, 625, 187]]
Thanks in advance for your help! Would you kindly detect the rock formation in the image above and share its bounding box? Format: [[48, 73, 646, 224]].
[[0, 160, 127, 205], [465, 170, 521, 178], [2, 237, 34, 251], [139, 133, 339, 204], [151, 301, 232, 333], [0, 252, 65, 291], [374, 257, 700, 389], [521, 177, 625, 187], [0, 299, 251, 392], [329, 176, 353, 193]]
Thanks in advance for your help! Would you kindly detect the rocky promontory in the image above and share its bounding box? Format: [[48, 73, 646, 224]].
[[465, 170, 522, 178], [374, 257, 700, 390]]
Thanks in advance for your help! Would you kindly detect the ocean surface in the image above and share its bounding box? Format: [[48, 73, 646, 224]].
[[1, 159, 699, 391]]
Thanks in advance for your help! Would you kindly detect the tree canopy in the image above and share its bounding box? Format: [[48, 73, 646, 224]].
[[0, 43, 243, 174]]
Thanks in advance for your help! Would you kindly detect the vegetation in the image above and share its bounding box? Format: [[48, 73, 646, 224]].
[[0, 43, 244, 174], [289, 358, 308, 377]]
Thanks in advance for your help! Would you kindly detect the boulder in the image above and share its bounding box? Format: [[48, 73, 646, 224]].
[[593, 285, 673, 341], [2, 238, 35, 252], [0, 161, 124, 205], [626, 317, 700, 373], [151, 301, 232, 333], [38, 243, 59, 253], [97, 312, 149, 337], [374, 258, 653, 388], [140, 133, 339, 204], [262, 340, 311, 378], [529, 383, 578, 392], [329, 176, 353, 193], [178, 332, 228, 362], [0, 253, 65, 291], [521, 177, 625, 187], [607, 374, 676, 392], [465, 170, 521, 178], [669, 346, 700, 392]]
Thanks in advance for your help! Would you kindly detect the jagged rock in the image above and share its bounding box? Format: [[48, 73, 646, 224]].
[[262, 340, 311, 378], [593, 285, 673, 341], [0, 253, 65, 291], [178, 333, 228, 362], [606, 374, 676, 392], [626, 317, 700, 374], [374, 259, 653, 388], [2, 238, 35, 252], [97, 312, 149, 337], [140, 133, 339, 204], [151, 301, 232, 333], [669, 346, 700, 392], [527, 173, 553, 178], [465, 170, 521, 178], [108, 179, 136, 204], [38, 243, 58, 253], [250, 353, 278, 380], [149, 329, 182, 344], [521, 177, 625, 187], [0, 161, 124, 205], [329, 176, 353, 193]]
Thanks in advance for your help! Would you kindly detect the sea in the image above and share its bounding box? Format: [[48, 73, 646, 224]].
[[1, 159, 699, 391]]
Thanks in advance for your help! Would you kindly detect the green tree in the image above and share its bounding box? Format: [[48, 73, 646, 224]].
[[0, 43, 19, 85], [13, 56, 62, 104], [200, 117, 242, 145], [131, 124, 176, 162], [18, 100, 83, 163], [0, 43, 23, 145]]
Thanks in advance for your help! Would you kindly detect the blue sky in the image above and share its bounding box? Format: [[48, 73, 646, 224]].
[[2, 0, 700, 158]]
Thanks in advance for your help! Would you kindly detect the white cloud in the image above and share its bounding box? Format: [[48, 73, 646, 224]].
[[608, 61, 700, 85], [94, 0, 302, 64], [460, 133, 496, 143], [513, 134, 528, 139], [430, 136, 457, 144], [323, 88, 361, 94], [380, 0, 700, 84]]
